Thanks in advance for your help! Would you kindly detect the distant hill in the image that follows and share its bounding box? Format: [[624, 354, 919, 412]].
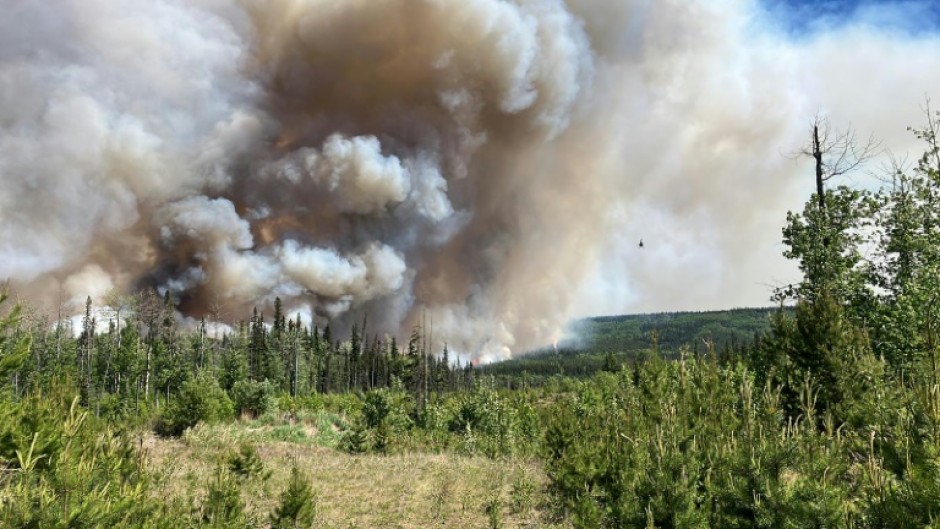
[[480, 307, 782, 381]]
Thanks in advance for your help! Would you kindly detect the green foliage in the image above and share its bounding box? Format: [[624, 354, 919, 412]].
[[484, 492, 504, 529], [227, 442, 271, 481], [199, 467, 248, 528], [362, 388, 393, 428], [509, 473, 537, 514], [362, 387, 413, 430], [447, 381, 534, 456], [311, 411, 344, 448], [156, 371, 234, 437], [781, 186, 870, 303], [266, 424, 309, 443], [341, 418, 371, 454], [0, 384, 165, 527], [0, 293, 30, 388], [353, 388, 414, 453], [269, 465, 318, 529], [483, 308, 775, 381], [754, 294, 884, 425], [541, 334, 940, 529], [229, 379, 278, 418]]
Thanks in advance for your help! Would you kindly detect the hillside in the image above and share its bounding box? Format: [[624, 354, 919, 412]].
[[480, 307, 781, 380]]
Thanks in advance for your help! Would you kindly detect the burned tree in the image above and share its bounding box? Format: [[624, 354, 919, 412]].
[[802, 116, 879, 215]]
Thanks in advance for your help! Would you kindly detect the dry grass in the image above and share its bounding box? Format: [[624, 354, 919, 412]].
[[144, 423, 569, 529]]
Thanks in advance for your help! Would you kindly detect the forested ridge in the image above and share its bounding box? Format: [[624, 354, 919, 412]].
[[481, 308, 778, 381], [5, 114, 940, 528]]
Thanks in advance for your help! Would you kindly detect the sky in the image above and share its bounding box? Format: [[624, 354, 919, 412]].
[[767, 0, 940, 35]]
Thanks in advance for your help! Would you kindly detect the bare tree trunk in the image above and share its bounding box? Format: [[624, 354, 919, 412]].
[[144, 343, 151, 399], [292, 333, 298, 397], [814, 124, 825, 213]]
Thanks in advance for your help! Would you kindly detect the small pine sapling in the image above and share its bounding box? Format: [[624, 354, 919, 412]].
[[270, 465, 317, 529]]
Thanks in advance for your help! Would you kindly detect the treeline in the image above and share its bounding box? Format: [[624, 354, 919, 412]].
[[9, 292, 474, 418], [579, 307, 778, 355], [481, 308, 776, 382]]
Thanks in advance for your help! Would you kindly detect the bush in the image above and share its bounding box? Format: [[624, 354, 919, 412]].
[[539, 353, 937, 529], [270, 465, 318, 529], [319, 392, 363, 417], [199, 467, 247, 528], [0, 390, 165, 528], [341, 419, 371, 454], [448, 384, 520, 456], [230, 379, 278, 418], [156, 372, 234, 437], [362, 388, 412, 430], [227, 442, 271, 481]]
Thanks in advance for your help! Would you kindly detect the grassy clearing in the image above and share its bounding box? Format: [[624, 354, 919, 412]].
[[144, 417, 568, 529], [179, 410, 347, 450]]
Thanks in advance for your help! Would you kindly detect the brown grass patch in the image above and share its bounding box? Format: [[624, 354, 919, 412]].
[[145, 428, 568, 529]]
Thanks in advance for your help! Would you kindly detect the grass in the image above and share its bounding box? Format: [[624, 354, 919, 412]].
[[180, 410, 348, 451], [144, 415, 568, 529]]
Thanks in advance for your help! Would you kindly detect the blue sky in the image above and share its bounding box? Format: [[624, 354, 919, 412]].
[[763, 0, 940, 36]]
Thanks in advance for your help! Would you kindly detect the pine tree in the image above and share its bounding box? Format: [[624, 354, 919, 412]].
[[350, 321, 361, 390], [270, 465, 317, 529], [308, 324, 320, 394], [200, 468, 247, 527], [341, 419, 370, 454], [248, 309, 265, 382], [79, 296, 94, 405], [321, 325, 332, 393]]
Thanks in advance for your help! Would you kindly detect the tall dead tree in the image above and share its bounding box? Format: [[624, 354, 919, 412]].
[[803, 116, 880, 217]]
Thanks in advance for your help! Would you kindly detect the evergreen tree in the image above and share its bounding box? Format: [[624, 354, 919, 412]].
[[270, 465, 317, 529], [78, 296, 94, 404], [200, 468, 247, 528]]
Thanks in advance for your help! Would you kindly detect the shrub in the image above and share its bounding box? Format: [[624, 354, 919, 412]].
[[199, 467, 247, 528], [341, 419, 370, 454], [484, 492, 504, 529], [362, 388, 412, 430], [270, 465, 318, 529], [230, 379, 278, 418], [362, 389, 393, 428], [540, 354, 923, 528], [448, 383, 520, 456], [0, 390, 164, 528], [156, 372, 234, 437], [227, 442, 271, 481], [509, 473, 537, 514], [319, 392, 363, 416]]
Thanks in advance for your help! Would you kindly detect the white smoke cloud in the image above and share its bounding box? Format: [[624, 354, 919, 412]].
[[63, 265, 115, 307], [4, 0, 940, 361], [157, 196, 253, 250], [314, 135, 411, 215], [279, 241, 406, 301]]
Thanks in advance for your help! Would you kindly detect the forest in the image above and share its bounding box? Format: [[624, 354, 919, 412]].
[[480, 308, 777, 383], [5, 111, 940, 528]]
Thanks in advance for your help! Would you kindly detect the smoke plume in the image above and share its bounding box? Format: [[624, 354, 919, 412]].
[[3, 0, 940, 361]]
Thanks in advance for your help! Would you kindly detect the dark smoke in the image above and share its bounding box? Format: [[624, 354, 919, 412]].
[[4, 0, 940, 361]]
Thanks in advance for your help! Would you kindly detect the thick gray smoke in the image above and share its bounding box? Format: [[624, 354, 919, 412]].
[[3, 0, 940, 361]]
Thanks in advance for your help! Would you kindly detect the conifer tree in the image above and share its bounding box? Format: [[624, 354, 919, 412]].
[[321, 324, 332, 393], [270, 465, 317, 529], [79, 296, 94, 404], [200, 468, 247, 527]]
